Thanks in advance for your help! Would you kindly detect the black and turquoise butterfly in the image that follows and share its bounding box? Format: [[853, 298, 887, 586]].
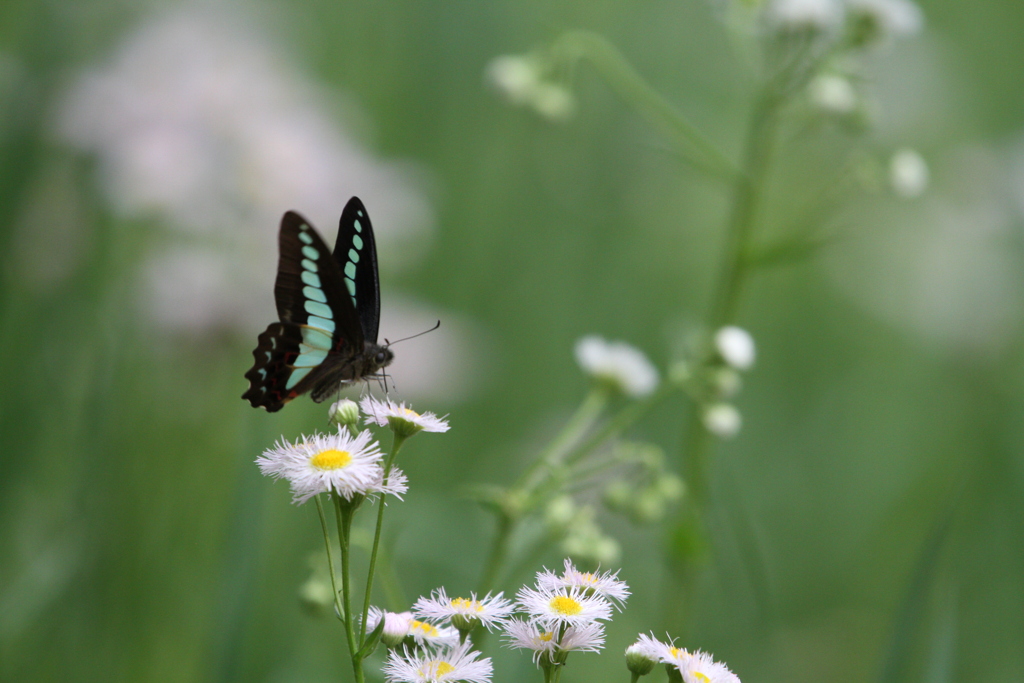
[[243, 197, 393, 412]]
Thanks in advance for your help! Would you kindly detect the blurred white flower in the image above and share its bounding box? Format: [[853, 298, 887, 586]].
[[827, 145, 1024, 357], [55, 6, 433, 333], [845, 0, 923, 40], [808, 74, 858, 115], [714, 326, 756, 370], [702, 403, 742, 439], [575, 336, 659, 398], [764, 0, 844, 32], [889, 148, 929, 198], [486, 55, 542, 106], [486, 54, 575, 122]]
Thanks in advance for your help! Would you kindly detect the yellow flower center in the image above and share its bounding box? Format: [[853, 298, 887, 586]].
[[418, 660, 455, 678], [549, 595, 583, 616], [669, 647, 689, 659], [451, 597, 483, 613], [310, 449, 351, 470], [694, 673, 710, 683], [401, 407, 421, 418], [409, 620, 439, 637], [539, 631, 555, 642]]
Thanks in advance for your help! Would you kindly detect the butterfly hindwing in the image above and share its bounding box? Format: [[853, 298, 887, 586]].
[[333, 197, 381, 343], [242, 322, 325, 412]]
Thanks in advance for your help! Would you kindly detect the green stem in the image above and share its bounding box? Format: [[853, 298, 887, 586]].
[[667, 66, 786, 639], [359, 432, 408, 649], [550, 30, 738, 181], [476, 513, 513, 596], [708, 89, 779, 330], [335, 496, 363, 683], [477, 386, 610, 596], [518, 385, 611, 492], [563, 380, 677, 470], [314, 495, 345, 621]]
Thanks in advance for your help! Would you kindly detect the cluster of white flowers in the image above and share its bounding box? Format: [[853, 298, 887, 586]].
[[575, 336, 660, 398], [505, 560, 629, 669], [379, 560, 627, 681], [698, 326, 757, 439], [626, 633, 741, 683], [374, 591, 510, 682], [55, 6, 433, 336], [764, 0, 923, 42], [486, 54, 575, 122]]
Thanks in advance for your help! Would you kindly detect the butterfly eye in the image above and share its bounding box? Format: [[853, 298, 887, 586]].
[[375, 350, 388, 365]]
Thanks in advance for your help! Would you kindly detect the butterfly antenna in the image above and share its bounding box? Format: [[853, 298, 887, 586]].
[[384, 320, 441, 347]]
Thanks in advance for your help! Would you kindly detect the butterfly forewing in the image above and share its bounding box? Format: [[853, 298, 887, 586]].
[[333, 197, 382, 343], [276, 211, 364, 347]]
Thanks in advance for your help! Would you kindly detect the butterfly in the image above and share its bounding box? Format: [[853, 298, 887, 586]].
[[243, 197, 393, 412]]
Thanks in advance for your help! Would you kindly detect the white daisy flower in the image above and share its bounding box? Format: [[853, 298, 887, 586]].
[[504, 618, 605, 665], [371, 465, 410, 500], [407, 618, 461, 648], [515, 584, 613, 630], [574, 336, 659, 398], [413, 588, 515, 633], [675, 650, 742, 683], [257, 428, 389, 504], [367, 607, 413, 648], [384, 643, 492, 683], [503, 618, 558, 664], [625, 633, 665, 676], [360, 396, 450, 436], [535, 559, 630, 609]]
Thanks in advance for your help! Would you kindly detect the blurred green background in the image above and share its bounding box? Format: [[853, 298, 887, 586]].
[[1, 1, 1022, 682]]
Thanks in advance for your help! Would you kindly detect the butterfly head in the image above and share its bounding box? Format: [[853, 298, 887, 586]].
[[368, 343, 395, 374]]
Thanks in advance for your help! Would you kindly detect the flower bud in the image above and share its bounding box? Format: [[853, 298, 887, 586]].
[[702, 403, 742, 439], [889, 148, 928, 198], [625, 643, 659, 677], [714, 326, 755, 371], [329, 399, 360, 429]]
